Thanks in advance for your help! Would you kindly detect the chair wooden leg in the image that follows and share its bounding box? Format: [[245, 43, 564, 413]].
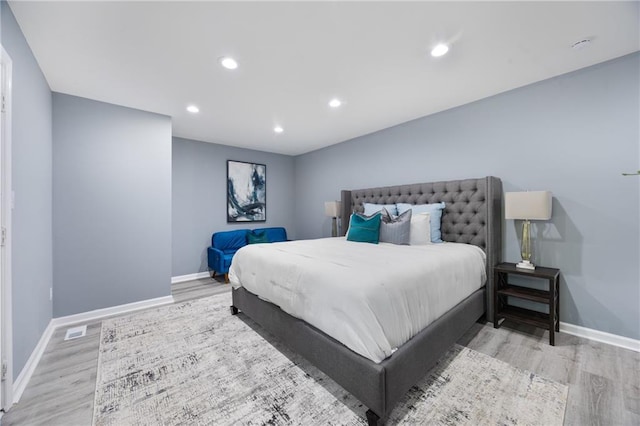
[[224, 273, 229, 283], [210, 270, 216, 279]]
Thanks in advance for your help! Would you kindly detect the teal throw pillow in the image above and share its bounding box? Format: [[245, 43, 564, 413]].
[[247, 230, 270, 244], [346, 213, 382, 244]]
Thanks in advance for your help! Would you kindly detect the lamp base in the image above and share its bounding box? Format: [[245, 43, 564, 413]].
[[516, 260, 535, 270]]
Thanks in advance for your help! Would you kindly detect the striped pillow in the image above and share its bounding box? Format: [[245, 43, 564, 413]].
[[379, 208, 412, 245]]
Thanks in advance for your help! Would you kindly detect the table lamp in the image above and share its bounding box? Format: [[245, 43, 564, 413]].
[[324, 201, 341, 237], [504, 191, 552, 270]]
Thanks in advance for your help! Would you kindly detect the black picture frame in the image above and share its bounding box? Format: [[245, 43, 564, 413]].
[[227, 160, 266, 222]]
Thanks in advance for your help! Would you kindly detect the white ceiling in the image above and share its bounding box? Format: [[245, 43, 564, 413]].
[[8, 1, 640, 156]]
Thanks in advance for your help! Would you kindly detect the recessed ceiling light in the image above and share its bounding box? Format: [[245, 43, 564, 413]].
[[329, 98, 342, 108], [431, 43, 449, 57], [219, 57, 238, 70], [274, 126, 284, 134], [186, 105, 199, 113]]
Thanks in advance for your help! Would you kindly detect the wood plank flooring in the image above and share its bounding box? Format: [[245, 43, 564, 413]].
[[3, 277, 638, 425], [2, 276, 230, 426]]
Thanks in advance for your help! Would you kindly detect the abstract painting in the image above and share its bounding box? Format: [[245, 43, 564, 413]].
[[227, 160, 266, 222]]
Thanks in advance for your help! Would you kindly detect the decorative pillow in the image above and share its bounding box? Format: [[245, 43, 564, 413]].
[[363, 203, 398, 216], [409, 212, 431, 245], [247, 230, 270, 244], [397, 202, 446, 243], [346, 212, 382, 244], [379, 208, 412, 245]]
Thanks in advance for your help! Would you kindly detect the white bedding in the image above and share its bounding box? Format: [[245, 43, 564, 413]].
[[228, 238, 486, 363]]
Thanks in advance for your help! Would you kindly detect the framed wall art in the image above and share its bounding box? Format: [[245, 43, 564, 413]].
[[227, 160, 266, 222]]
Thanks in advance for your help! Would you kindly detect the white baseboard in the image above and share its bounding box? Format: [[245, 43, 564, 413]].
[[50, 295, 174, 329], [171, 271, 211, 284], [560, 321, 640, 352], [13, 294, 175, 404], [13, 320, 55, 404]]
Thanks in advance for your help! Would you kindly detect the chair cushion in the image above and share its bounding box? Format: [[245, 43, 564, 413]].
[[213, 230, 248, 250], [262, 227, 287, 242]]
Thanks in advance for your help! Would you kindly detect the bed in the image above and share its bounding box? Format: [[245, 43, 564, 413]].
[[230, 176, 502, 425]]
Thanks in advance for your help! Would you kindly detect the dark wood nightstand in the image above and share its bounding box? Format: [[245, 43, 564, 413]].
[[493, 262, 560, 345]]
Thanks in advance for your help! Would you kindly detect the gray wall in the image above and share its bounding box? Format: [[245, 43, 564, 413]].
[[172, 137, 295, 277], [53, 93, 172, 317], [2, 1, 53, 379], [294, 53, 640, 341]]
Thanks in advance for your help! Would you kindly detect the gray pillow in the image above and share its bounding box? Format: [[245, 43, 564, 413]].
[[379, 207, 412, 245]]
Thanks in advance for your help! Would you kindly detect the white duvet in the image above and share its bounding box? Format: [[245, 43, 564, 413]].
[[228, 238, 486, 363]]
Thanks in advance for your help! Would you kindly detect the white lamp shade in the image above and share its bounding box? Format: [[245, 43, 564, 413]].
[[504, 191, 552, 220], [324, 201, 341, 217]]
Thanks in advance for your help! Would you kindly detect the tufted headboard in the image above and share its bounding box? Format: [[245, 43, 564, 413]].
[[340, 176, 502, 319]]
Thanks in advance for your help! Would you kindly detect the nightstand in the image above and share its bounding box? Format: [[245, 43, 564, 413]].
[[493, 262, 560, 345]]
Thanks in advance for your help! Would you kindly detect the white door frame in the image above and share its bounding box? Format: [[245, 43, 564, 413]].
[[0, 44, 14, 410]]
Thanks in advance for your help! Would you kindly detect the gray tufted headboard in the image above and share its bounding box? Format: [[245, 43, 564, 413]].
[[340, 176, 502, 319]]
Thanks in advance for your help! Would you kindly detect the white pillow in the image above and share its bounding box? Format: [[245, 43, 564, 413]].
[[410, 212, 431, 245]]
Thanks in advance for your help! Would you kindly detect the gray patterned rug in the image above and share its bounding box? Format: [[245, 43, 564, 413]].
[[93, 293, 567, 425]]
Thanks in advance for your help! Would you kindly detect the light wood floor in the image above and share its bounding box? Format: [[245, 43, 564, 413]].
[[3, 278, 638, 425]]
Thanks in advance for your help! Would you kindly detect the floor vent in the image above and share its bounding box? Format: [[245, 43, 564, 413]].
[[64, 325, 87, 341]]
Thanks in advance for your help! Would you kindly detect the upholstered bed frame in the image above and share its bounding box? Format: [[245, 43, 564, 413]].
[[231, 176, 502, 425]]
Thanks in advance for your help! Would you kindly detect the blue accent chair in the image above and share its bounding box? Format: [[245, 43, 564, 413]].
[[207, 227, 288, 282]]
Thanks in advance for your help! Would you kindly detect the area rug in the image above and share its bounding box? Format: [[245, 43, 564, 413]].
[[93, 293, 568, 425]]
